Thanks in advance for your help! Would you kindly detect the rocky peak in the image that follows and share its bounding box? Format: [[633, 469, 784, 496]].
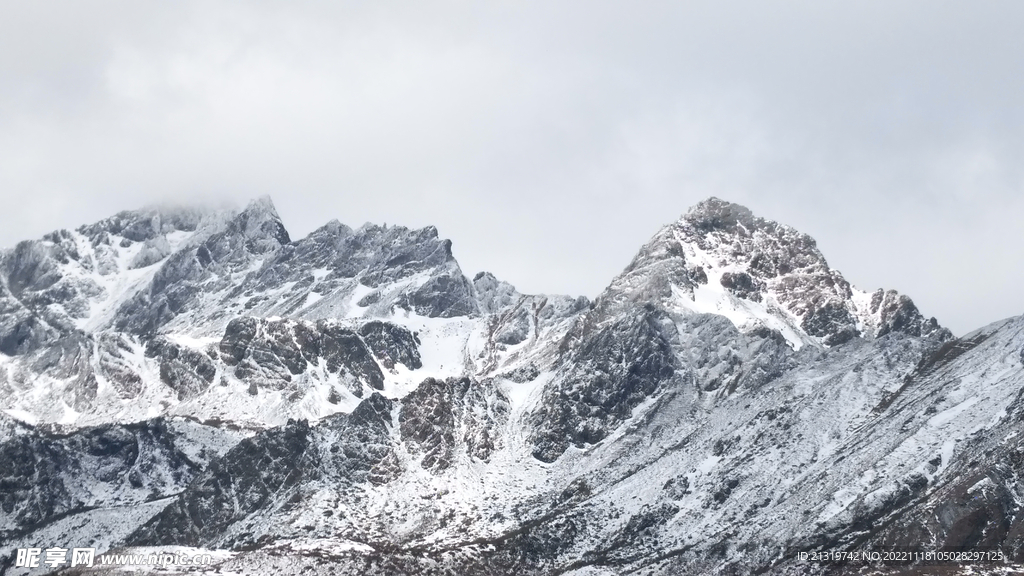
[[473, 271, 521, 314], [197, 197, 291, 267], [224, 196, 291, 253], [595, 197, 949, 348], [224, 219, 478, 323], [108, 200, 294, 337], [684, 197, 759, 232], [76, 205, 210, 246], [341, 223, 454, 287], [679, 197, 829, 278]]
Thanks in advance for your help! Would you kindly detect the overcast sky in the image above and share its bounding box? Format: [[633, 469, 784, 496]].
[[1, 1, 1022, 335]]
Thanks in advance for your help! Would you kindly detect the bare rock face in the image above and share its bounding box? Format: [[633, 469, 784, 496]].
[[0, 230, 103, 356], [473, 271, 520, 313], [397, 264, 478, 318], [0, 418, 229, 538], [76, 207, 207, 245], [112, 199, 292, 337], [869, 288, 946, 338], [529, 301, 797, 463], [125, 417, 315, 548], [357, 321, 421, 371], [146, 337, 216, 401], [399, 377, 509, 471], [800, 299, 859, 346], [228, 220, 479, 325], [126, 393, 398, 549], [529, 306, 679, 463], [219, 317, 388, 396]]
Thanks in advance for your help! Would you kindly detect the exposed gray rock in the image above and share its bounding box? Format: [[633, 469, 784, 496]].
[[125, 418, 314, 547], [0, 418, 230, 540], [113, 198, 291, 337], [219, 317, 386, 395], [529, 305, 679, 462], [127, 393, 397, 549], [358, 321, 422, 371], [399, 377, 509, 471], [474, 271, 520, 313], [146, 337, 216, 400]]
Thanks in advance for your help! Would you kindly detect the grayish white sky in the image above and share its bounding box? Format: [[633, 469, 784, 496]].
[[1, 1, 1022, 335]]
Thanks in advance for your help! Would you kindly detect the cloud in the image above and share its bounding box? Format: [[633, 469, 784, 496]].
[[0, 1, 1022, 335]]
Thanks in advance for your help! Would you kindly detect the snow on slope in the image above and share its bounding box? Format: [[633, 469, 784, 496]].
[[6, 196, 1020, 576]]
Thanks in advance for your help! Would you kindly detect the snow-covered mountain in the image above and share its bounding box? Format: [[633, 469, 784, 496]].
[[2, 197, 1022, 575]]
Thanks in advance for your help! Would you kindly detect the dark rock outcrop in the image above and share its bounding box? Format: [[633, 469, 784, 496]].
[[146, 337, 217, 400], [128, 393, 398, 549], [529, 306, 678, 462], [0, 418, 209, 541], [219, 317, 386, 395], [399, 377, 510, 471], [358, 321, 422, 371], [113, 198, 291, 337]]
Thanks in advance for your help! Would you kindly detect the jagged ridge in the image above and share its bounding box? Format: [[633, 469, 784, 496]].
[[3, 197, 1019, 576]]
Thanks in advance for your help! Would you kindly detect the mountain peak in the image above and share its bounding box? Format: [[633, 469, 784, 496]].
[[682, 197, 817, 252], [229, 196, 291, 249], [596, 198, 948, 348], [684, 196, 755, 228]]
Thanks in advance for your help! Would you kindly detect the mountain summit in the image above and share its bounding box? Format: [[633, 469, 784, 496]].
[[598, 197, 948, 348], [2, 198, 1021, 575]]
